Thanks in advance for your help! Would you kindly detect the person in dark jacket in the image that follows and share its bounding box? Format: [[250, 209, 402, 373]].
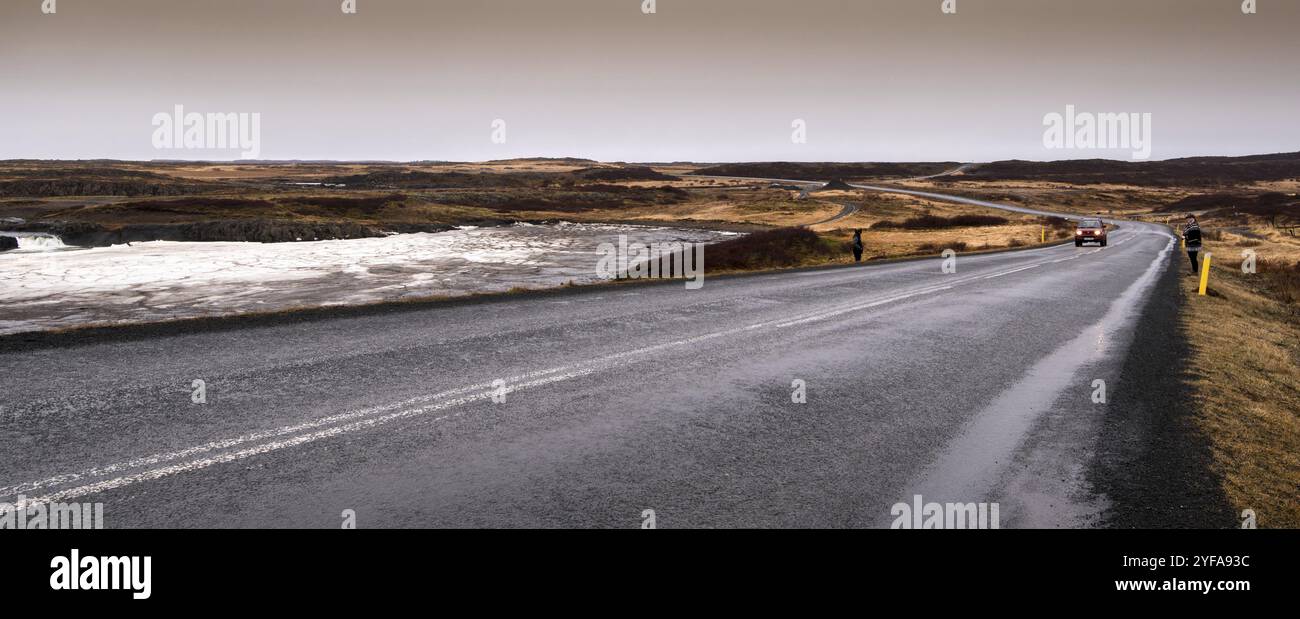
[[1183, 214, 1202, 273], [851, 229, 864, 262]]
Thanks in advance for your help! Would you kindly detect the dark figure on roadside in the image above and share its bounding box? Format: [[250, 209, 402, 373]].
[[1183, 214, 1202, 274], [851, 229, 864, 263]]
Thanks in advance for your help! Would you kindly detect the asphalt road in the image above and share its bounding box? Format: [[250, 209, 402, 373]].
[[0, 188, 1181, 528]]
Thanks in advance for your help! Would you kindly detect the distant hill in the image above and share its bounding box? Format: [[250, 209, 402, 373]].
[[690, 162, 961, 182], [963, 152, 1300, 186], [574, 166, 678, 182], [0, 166, 216, 197]]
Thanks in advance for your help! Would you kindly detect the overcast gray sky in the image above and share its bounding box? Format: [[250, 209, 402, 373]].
[[1, 0, 1296, 162]]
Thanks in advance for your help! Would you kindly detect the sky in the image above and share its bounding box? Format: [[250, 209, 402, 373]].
[[1, 0, 1297, 162]]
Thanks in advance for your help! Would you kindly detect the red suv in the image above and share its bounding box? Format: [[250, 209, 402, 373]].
[[1075, 219, 1107, 247]]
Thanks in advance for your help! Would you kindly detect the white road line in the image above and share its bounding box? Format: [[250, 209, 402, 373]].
[[0, 365, 581, 498], [0, 231, 1163, 510], [6, 368, 604, 513], [981, 264, 1039, 279]]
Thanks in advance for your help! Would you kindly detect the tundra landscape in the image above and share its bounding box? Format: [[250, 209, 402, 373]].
[[2, 0, 1298, 602], [4, 154, 1299, 528]]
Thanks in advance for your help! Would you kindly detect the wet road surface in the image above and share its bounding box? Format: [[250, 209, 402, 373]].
[[0, 187, 1178, 528]]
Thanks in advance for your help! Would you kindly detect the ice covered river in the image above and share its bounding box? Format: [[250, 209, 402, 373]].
[[0, 223, 736, 335]]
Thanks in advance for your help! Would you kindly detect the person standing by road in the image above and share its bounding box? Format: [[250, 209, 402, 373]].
[[851, 229, 864, 263], [1183, 214, 1203, 274]]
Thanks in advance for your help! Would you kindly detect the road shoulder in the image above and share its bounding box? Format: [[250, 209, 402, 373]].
[[1089, 251, 1236, 528]]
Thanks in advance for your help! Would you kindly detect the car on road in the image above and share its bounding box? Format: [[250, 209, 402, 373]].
[[1075, 218, 1107, 246]]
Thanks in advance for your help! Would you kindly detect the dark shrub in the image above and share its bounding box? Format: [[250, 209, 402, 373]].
[[704, 227, 838, 271], [873, 214, 1009, 229]]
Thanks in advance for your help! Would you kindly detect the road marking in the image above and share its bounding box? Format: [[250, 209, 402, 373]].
[[4, 368, 605, 513], [981, 264, 1039, 279], [0, 261, 1026, 508], [0, 217, 1170, 511]]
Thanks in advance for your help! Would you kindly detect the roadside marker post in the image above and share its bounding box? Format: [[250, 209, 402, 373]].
[[1199, 252, 1212, 296], [1041, 225, 1045, 243]]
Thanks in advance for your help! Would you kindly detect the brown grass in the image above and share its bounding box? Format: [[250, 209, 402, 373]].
[[1181, 228, 1300, 528], [822, 223, 1056, 260]]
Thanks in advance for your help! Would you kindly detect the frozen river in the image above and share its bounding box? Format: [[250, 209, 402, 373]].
[[0, 223, 736, 335]]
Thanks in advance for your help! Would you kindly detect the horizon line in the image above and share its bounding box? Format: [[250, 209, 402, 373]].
[[2, 149, 1298, 166]]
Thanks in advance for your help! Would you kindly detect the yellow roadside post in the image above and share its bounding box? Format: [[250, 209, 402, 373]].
[[1041, 224, 1045, 243], [1198, 253, 1212, 296]]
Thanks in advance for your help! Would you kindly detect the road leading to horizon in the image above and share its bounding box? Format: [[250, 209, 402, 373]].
[[0, 185, 1177, 528]]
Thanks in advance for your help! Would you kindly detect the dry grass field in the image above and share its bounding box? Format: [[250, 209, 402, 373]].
[[1173, 216, 1300, 527]]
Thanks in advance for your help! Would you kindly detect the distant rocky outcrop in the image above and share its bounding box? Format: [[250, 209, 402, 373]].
[[574, 166, 679, 182], [0, 168, 215, 197], [177, 220, 385, 243], [691, 162, 959, 182], [963, 152, 1300, 187]]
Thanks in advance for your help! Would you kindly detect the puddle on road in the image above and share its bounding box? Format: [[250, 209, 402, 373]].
[[895, 231, 1175, 527]]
